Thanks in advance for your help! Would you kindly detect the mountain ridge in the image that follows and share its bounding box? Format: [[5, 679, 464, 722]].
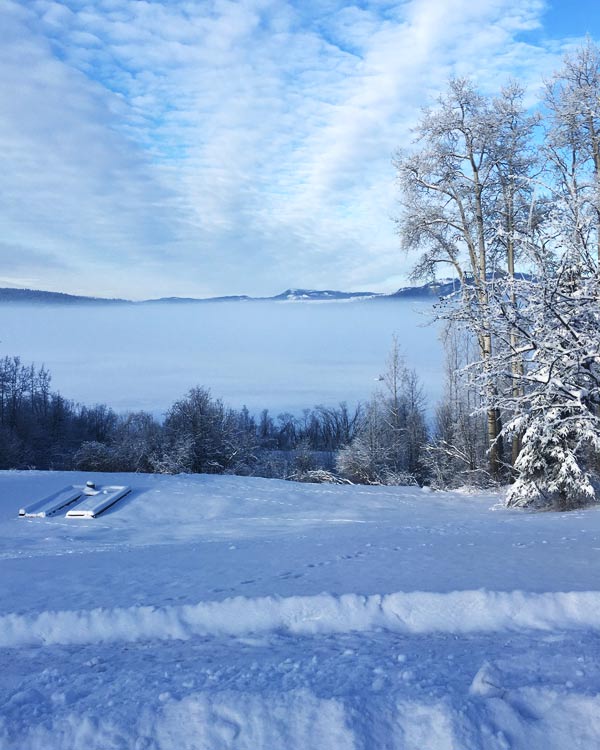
[[0, 282, 458, 305]]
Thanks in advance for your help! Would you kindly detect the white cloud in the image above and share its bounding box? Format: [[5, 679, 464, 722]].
[[0, 0, 592, 297]]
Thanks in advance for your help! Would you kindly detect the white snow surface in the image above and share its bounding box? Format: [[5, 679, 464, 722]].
[[2, 470, 600, 749]]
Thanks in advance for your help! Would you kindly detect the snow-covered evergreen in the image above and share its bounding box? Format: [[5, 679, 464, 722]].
[[495, 264, 600, 509]]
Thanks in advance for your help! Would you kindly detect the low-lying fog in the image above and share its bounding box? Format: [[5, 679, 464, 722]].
[[0, 300, 443, 416]]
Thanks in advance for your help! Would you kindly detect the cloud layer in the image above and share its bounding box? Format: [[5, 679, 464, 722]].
[[0, 0, 591, 297]]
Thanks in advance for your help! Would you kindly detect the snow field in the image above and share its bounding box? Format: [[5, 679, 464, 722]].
[[2, 471, 600, 749]]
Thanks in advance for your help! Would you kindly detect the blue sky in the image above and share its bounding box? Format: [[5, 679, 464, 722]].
[[1, 0, 599, 299]]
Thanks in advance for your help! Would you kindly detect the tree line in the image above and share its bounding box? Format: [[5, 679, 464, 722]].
[[0, 347, 429, 485]]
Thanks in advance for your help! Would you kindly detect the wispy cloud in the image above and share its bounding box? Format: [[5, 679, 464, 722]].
[[0, 0, 591, 297]]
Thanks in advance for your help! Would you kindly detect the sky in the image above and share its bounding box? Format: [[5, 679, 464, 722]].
[[1, 0, 600, 300]]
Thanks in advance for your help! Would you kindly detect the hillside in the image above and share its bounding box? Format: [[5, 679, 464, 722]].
[[0, 287, 129, 305]]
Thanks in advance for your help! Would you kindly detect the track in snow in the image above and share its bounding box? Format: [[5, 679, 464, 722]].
[[2, 589, 600, 649], [2, 627, 600, 750]]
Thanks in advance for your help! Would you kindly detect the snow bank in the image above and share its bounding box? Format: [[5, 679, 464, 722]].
[[0, 690, 356, 750], [2, 589, 600, 648], [3, 687, 600, 750]]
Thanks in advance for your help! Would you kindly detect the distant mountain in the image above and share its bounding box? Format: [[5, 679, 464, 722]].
[[0, 282, 462, 305], [0, 287, 383, 305], [390, 279, 461, 299], [269, 288, 381, 301], [0, 288, 130, 305], [145, 295, 252, 304]]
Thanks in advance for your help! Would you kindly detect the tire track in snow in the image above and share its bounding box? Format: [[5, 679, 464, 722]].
[[1, 589, 600, 649]]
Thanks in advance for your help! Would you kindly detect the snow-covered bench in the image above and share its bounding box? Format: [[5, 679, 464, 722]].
[[65, 486, 131, 518], [19, 486, 83, 518]]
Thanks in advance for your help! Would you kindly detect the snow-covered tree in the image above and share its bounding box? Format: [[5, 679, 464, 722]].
[[336, 397, 412, 485], [424, 323, 489, 488], [162, 387, 244, 474], [336, 340, 427, 485], [545, 38, 600, 263], [395, 79, 538, 477], [489, 255, 600, 508], [493, 41, 600, 508], [394, 59, 600, 505]]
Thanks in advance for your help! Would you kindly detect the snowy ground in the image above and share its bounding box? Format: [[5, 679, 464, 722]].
[[1, 471, 600, 749]]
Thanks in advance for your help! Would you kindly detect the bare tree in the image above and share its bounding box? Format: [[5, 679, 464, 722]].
[[424, 323, 489, 488], [395, 78, 538, 477], [545, 38, 600, 264], [336, 340, 427, 485]]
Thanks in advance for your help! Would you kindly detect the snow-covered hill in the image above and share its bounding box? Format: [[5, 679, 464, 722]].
[[1, 471, 600, 749], [269, 288, 381, 301]]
